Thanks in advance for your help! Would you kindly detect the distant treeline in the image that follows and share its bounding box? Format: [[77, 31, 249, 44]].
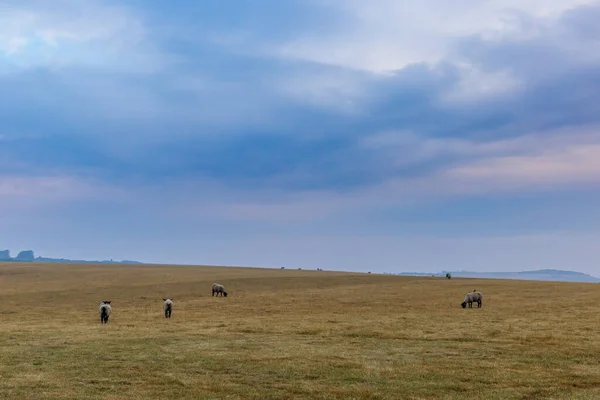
[[0, 249, 141, 264]]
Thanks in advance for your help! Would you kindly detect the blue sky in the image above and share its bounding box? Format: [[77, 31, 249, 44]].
[[1, 0, 600, 274]]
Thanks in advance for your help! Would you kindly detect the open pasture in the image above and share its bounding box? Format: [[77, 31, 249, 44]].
[[0, 262, 599, 399]]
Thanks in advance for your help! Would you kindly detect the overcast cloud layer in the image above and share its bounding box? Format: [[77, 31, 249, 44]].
[[1, 0, 599, 274]]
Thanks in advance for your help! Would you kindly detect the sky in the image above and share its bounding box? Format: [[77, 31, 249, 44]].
[[1, 0, 600, 274]]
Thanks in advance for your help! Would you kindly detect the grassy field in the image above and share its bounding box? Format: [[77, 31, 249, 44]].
[[0, 263, 599, 399]]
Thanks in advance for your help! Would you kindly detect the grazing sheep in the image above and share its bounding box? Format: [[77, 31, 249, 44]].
[[461, 291, 483, 309], [99, 301, 112, 324], [163, 298, 173, 318], [212, 283, 228, 297]]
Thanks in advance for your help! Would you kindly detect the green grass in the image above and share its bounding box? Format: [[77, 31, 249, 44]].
[[0, 262, 599, 399]]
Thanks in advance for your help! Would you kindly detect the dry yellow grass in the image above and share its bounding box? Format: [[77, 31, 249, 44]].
[[1, 262, 600, 399]]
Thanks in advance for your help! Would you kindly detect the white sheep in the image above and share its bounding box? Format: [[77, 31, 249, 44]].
[[163, 298, 173, 318], [99, 301, 112, 324], [212, 283, 228, 297], [461, 291, 483, 309]]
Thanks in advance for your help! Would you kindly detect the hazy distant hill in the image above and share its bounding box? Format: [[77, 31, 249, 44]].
[[397, 269, 600, 283], [0, 249, 142, 265]]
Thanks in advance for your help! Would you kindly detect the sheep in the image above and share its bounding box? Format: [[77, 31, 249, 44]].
[[212, 283, 228, 297], [99, 301, 112, 324], [163, 298, 173, 318], [461, 291, 483, 309]]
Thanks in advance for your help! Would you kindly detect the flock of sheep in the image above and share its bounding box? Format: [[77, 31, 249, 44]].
[[98, 283, 228, 323], [98, 281, 483, 324]]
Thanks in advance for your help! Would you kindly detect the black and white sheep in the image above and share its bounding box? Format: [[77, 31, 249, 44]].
[[163, 298, 173, 318], [461, 291, 483, 309], [212, 283, 228, 297], [99, 301, 112, 324]]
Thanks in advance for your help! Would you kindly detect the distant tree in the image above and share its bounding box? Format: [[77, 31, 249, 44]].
[[16, 250, 34, 262], [446, 272, 452, 280]]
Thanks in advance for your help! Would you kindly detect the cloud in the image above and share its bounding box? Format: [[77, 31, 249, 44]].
[[0, 175, 80, 198], [0, 173, 130, 225], [3, 122, 598, 226], [271, 66, 377, 113], [364, 125, 600, 196], [444, 144, 600, 188], [273, 0, 598, 73], [1, 0, 597, 143], [440, 64, 522, 103], [210, 0, 595, 112], [0, 0, 163, 73], [0, 174, 126, 202], [161, 124, 600, 222]]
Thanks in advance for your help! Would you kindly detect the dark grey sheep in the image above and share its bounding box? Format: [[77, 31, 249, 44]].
[[461, 291, 483, 309], [99, 301, 112, 324], [163, 298, 173, 318], [212, 283, 228, 297]]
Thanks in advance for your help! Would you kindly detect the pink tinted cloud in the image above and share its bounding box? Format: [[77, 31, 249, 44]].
[[180, 125, 600, 221], [0, 174, 129, 211], [442, 142, 600, 189]]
